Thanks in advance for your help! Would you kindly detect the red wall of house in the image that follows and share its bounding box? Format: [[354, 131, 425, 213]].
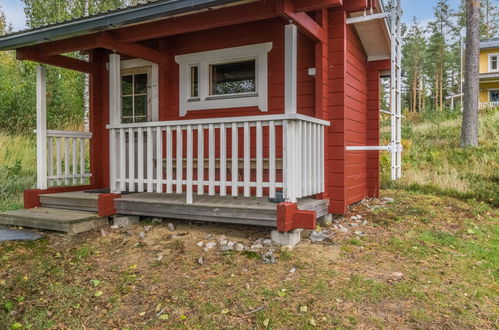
[[327, 7, 381, 214], [345, 23, 369, 205]]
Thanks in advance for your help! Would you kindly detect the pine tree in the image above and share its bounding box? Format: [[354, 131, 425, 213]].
[[402, 18, 427, 112], [461, 0, 480, 147], [426, 0, 454, 111]]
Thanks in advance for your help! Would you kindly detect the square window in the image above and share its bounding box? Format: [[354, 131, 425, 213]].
[[209, 60, 256, 96]]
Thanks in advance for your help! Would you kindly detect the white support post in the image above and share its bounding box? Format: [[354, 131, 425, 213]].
[[285, 24, 298, 114], [36, 65, 48, 189], [109, 53, 121, 193]]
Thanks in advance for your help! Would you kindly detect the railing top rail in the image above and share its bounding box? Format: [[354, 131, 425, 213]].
[[106, 113, 330, 130], [34, 129, 92, 138]]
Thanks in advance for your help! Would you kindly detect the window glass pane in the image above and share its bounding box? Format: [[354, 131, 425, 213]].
[[210, 60, 256, 95], [134, 95, 148, 117], [190, 66, 199, 97], [135, 73, 148, 94], [490, 90, 499, 102], [122, 96, 133, 117], [121, 75, 133, 95], [491, 56, 497, 70]]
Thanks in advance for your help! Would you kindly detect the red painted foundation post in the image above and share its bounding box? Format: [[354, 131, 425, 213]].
[[276, 202, 317, 232], [97, 193, 120, 216]]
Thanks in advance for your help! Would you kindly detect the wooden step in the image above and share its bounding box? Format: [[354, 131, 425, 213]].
[[40, 191, 99, 212], [0, 207, 107, 234]]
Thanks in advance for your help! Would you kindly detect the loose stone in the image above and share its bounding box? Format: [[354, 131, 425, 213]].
[[204, 241, 217, 250], [263, 239, 273, 246], [235, 243, 245, 252], [250, 244, 263, 251], [167, 223, 175, 232], [262, 251, 276, 264], [138, 231, 146, 239], [197, 257, 204, 265], [196, 241, 204, 247]]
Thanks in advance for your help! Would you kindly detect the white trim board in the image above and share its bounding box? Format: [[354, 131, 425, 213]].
[[175, 42, 272, 117]]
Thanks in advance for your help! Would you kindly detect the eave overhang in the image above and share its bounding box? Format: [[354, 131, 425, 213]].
[[0, 0, 250, 51], [347, 0, 391, 61]]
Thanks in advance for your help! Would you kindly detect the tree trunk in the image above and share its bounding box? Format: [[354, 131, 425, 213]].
[[461, 0, 480, 147]]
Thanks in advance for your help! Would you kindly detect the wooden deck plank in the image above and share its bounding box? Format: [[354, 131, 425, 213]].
[[40, 191, 99, 212], [0, 208, 107, 234]]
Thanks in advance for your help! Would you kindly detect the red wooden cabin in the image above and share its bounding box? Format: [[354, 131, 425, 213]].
[[0, 0, 399, 235]]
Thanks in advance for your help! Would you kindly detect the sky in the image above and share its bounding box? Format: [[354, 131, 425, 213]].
[[2, 0, 462, 32]]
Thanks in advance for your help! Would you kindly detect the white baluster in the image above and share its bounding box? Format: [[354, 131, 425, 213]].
[[166, 126, 173, 193], [186, 125, 193, 203], [48, 137, 53, 187], [119, 128, 126, 191], [320, 125, 325, 192], [243, 122, 250, 197], [156, 127, 163, 193], [256, 121, 263, 197], [197, 124, 204, 195], [56, 137, 62, 186], [72, 138, 77, 185], [64, 137, 70, 185], [80, 137, 85, 185], [176, 125, 183, 194], [147, 127, 153, 192], [220, 123, 226, 196], [231, 123, 238, 196], [137, 127, 144, 192], [208, 124, 215, 195], [128, 128, 135, 192], [269, 121, 276, 198]]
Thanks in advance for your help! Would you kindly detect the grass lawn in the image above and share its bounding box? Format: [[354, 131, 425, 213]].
[[0, 190, 497, 329], [0, 111, 497, 329]]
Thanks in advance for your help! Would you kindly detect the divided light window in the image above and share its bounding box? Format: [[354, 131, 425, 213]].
[[209, 60, 256, 96], [121, 72, 148, 123], [175, 42, 272, 116], [490, 54, 498, 71]]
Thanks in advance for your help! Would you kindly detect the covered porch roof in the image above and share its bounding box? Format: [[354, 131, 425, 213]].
[[0, 0, 391, 72]]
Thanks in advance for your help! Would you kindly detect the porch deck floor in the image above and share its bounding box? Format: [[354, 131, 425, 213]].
[[115, 193, 329, 227]]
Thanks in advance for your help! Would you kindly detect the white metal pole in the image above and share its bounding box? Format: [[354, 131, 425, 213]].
[[36, 65, 48, 189]]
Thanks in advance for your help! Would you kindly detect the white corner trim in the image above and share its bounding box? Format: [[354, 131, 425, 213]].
[[175, 42, 272, 117]]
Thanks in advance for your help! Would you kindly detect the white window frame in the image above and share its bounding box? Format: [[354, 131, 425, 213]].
[[489, 88, 499, 102], [175, 42, 272, 117], [119, 58, 159, 122], [489, 53, 499, 72]]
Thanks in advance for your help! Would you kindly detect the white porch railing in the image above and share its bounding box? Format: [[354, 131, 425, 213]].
[[480, 102, 499, 110], [107, 114, 329, 203], [46, 130, 92, 187]]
